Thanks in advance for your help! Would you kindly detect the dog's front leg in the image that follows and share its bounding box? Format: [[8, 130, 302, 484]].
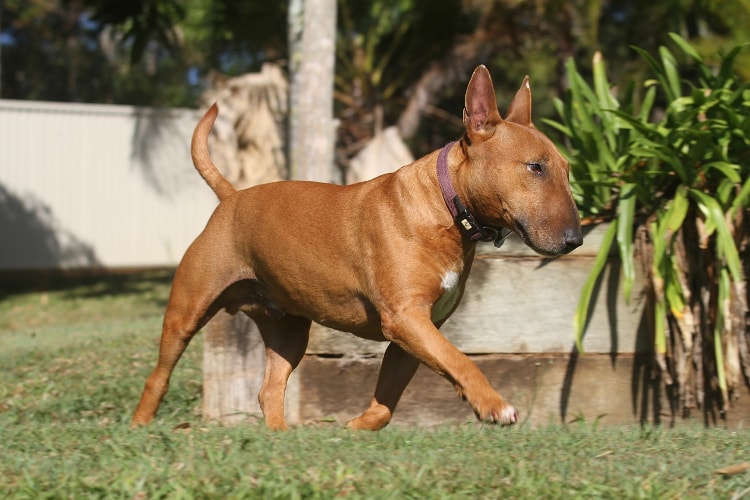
[[347, 342, 420, 431], [382, 311, 518, 426]]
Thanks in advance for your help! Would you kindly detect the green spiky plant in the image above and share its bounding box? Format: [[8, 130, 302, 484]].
[[544, 33, 750, 420]]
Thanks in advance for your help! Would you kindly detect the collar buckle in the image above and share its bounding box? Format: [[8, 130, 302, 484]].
[[452, 196, 487, 241]]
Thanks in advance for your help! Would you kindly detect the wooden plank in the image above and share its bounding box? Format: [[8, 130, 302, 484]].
[[439, 256, 646, 354], [294, 354, 750, 429]]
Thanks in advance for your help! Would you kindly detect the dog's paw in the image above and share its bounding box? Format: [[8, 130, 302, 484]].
[[346, 404, 392, 431], [483, 404, 518, 426]]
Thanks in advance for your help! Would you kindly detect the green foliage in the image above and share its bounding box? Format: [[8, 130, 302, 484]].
[[545, 34, 750, 412], [86, 0, 186, 64], [334, 0, 470, 145]]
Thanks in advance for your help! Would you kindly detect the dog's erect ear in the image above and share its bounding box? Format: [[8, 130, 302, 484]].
[[463, 65, 503, 144], [505, 76, 533, 126]]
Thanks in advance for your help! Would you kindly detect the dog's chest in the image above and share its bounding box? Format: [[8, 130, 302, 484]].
[[431, 271, 462, 324]]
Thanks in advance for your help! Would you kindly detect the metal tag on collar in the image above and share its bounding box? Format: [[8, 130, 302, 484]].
[[452, 196, 484, 240]]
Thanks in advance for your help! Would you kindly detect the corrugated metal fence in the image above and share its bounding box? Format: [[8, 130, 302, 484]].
[[0, 99, 219, 270]]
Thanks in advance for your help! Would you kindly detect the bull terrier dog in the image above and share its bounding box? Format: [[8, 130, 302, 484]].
[[132, 65, 582, 430]]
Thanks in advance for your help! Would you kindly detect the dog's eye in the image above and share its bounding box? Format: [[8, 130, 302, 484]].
[[527, 162, 544, 175]]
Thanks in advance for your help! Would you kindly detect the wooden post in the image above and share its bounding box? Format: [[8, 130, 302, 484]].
[[201, 0, 336, 424], [202, 312, 265, 424], [200, 66, 288, 425]]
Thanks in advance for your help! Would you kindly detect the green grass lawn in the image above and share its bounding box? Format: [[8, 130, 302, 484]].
[[1, 271, 749, 498]]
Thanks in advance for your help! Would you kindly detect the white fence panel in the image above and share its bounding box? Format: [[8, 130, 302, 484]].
[[0, 100, 219, 270]]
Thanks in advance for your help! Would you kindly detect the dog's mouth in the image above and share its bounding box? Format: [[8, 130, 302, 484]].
[[512, 220, 535, 248], [512, 220, 563, 258]]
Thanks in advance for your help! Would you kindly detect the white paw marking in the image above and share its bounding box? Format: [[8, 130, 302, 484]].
[[501, 406, 518, 424]]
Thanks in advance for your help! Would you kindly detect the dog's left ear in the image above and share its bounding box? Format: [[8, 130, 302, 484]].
[[504, 76, 533, 127], [463, 65, 503, 144]]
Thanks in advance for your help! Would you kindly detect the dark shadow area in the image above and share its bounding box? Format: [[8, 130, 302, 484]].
[[628, 289, 729, 428], [558, 251, 649, 424], [131, 108, 196, 200], [701, 329, 725, 427], [629, 297, 667, 426], [0, 268, 175, 303], [559, 344, 579, 423], [0, 183, 99, 272], [566, 224, 617, 345]]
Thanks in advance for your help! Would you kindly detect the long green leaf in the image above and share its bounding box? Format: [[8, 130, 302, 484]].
[[665, 254, 685, 317], [650, 221, 668, 355], [689, 189, 743, 283], [665, 186, 689, 236], [652, 190, 689, 319], [617, 183, 637, 302], [714, 268, 730, 405], [718, 44, 750, 83], [659, 46, 681, 103], [730, 175, 750, 217], [574, 222, 617, 353], [593, 52, 618, 111], [639, 86, 657, 122], [703, 161, 741, 183], [631, 46, 676, 103], [630, 46, 663, 80], [541, 118, 572, 137], [668, 32, 703, 62], [654, 295, 667, 354]]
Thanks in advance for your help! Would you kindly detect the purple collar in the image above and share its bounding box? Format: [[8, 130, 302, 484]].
[[436, 142, 510, 247]]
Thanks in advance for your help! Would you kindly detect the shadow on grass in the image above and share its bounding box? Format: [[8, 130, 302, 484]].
[[0, 268, 175, 304]]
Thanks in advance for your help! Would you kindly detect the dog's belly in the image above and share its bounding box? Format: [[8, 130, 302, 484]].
[[246, 281, 387, 341], [317, 316, 387, 341], [302, 295, 386, 341]]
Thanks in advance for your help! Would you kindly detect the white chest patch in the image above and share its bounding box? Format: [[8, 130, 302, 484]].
[[431, 271, 461, 324]]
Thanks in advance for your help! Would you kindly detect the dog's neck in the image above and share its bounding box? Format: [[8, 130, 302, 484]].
[[436, 142, 511, 248]]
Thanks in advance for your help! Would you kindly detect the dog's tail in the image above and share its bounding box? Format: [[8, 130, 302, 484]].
[[191, 103, 236, 201]]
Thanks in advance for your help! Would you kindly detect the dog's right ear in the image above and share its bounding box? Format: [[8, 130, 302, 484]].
[[463, 65, 503, 144]]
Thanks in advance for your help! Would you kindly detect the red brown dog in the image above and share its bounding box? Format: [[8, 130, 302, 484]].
[[132, 65, 582, 430]]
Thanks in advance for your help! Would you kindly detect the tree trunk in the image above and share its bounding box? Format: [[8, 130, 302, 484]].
[[288, 0, 337, 182]]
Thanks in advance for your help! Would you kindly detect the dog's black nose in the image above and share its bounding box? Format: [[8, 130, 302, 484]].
[[564, 229, 583, 251]]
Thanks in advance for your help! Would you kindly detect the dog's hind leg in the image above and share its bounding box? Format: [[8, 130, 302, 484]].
[[131, 300, 205, 425], [131, 240, 241, 427], [131, 284, 221, 426], [254, 314, 311, 430], [346, 342, 420, 431]]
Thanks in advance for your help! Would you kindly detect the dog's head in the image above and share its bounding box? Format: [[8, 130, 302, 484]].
[[460, 65, 582, 257]]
